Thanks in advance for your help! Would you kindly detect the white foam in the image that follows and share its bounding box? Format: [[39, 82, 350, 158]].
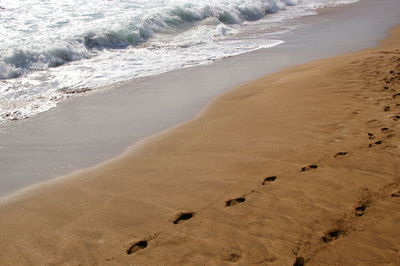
[[0, 0, 360, 123]]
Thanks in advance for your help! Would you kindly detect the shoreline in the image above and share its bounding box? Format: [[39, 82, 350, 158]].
[[1, 0, 400, 198], [0, 17, 399, 266], [0, 0, 362, 125]]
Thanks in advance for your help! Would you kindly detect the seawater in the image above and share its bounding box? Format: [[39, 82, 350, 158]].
[[0, 0, 358, 123]]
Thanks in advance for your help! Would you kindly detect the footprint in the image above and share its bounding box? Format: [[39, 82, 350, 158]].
[[301, 165, 318, 172], [393, 93, 400, 98], [368, 133, 375, 140], [391, 191, 400, 197], [225, 197, 246, 207], [224, 253, 242, 262], [367, 120, 381, 127], [127, 240, 148, 254], [384, 106, 391, 112], [321, 229, 346, 243], [392, 115, 400, 121], [355, 203, 368, 217], [368, 140, 383, 147], [293, 257, 305, 266], [173, 212, 195, 224], [262, 176, 277, 185], [381, 127, 389, 133], [385, 133, 396, 139], [334, 152, 348, 158]]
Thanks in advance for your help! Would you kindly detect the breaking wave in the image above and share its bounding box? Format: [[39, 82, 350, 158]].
[[0, 0, 300, 79]]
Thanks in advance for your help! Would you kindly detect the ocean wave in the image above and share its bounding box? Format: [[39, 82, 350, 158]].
[[0, 0, 299, 80], [0, 46, 90, 79]]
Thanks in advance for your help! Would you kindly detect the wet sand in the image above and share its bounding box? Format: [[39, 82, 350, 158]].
[[1, 0, 400, 197], [0, 18, 399, 266]]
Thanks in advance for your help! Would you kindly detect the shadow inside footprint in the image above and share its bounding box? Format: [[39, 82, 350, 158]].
[[334, 152, 348, 158], [391, 191, 400, 197], [301, 165, 318, 172], [173, 212, 195, 224], [368, 133, 375, 140], [369, 141, 382, 147], [225, 197, 246, 207], [127, 240, 148, 254], [224, 253, 241, 262], [355, 204, 367, 217], [262, 176, 277, 185], [321, 229, 346, 243], [293, 257, 305, 266]]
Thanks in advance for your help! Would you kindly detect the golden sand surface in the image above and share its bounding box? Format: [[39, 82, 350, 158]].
[[0, 27, 399, 266]]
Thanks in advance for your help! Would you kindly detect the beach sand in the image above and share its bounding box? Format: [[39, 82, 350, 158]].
[[0, 25, 399, 265]]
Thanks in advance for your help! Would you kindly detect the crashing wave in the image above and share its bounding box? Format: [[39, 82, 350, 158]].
[[0, 0, 299, 80]]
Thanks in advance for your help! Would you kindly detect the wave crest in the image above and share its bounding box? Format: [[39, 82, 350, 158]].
[[0, 0, 313, 80], [1, 46, 90, 79]]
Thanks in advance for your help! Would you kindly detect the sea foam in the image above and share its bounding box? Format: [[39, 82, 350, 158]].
[[0, 0, 359, 123]]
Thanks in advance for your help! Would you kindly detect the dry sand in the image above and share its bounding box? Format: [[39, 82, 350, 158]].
[[0, 26, 400, 265]]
